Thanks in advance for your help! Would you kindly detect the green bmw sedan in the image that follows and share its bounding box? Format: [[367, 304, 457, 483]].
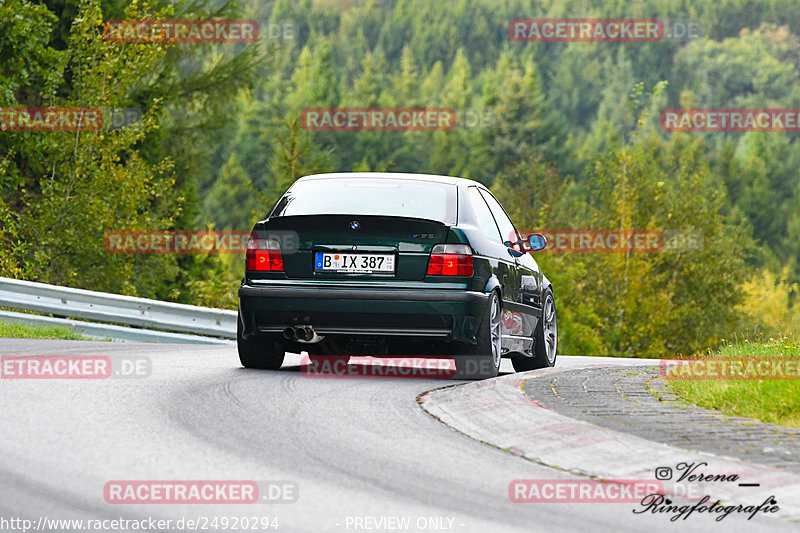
[[237, 172, 557, 379]]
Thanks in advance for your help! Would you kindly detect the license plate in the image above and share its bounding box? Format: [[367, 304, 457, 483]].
[[315, 252, 395, 273]]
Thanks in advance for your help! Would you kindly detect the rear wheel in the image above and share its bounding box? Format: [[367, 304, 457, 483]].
[[512, 287, 557, 372], [455, 291, 502, 379], [237, 315, 285, 370]]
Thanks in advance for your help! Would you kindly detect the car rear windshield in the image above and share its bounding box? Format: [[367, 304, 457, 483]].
[[270, 178, 457, 224]]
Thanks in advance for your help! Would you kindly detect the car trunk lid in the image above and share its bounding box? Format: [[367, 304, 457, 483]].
[[264, 214, 449, 281]]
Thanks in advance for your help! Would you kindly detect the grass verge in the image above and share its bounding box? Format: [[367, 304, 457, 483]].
[[666, 337, 800, 428], [0, 321, 93, 341]]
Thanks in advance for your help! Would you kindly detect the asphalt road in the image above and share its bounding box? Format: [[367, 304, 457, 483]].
[[0, 339, 795, 532]]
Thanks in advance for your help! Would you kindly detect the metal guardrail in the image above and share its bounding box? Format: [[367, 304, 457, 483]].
[[0, 310, 235, 344], [0, 277, 237, 342]]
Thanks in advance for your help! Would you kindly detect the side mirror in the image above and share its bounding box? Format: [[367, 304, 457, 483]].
[[528, 233, 547, 252], [503, 241, 525, 258]]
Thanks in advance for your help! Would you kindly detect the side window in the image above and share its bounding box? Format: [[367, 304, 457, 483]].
[[467, 187, 502, 242], [479, 188, 518, 244]]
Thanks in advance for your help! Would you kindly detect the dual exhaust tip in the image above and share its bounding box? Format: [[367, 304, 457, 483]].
[[283, 325, 322, 343]]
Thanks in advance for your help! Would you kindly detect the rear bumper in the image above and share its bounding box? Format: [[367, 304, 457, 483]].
[[238, 282, 489, 343]]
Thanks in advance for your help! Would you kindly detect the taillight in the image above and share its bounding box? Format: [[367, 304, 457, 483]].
[[426, 244, 473, 276], [246, 232, 283, 272]]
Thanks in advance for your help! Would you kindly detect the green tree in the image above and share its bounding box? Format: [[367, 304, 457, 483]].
[[201, 153, 264, 230], [269, 114, 333, 197]]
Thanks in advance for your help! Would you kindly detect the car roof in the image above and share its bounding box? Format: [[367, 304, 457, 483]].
[[295, 172, 484, 188]]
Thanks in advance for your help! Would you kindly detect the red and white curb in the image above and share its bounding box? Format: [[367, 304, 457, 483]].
[[419, 365, 800, 520]]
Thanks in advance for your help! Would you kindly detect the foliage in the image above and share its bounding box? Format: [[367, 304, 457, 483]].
[[668, 337, 800, 428], [0, 320, 95, 341], [3, 0, 800, 356], [738, 267, 800, 337], [0, 0, 267, 302]]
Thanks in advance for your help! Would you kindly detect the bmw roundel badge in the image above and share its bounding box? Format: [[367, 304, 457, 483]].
[[350, 221, 360, 230]]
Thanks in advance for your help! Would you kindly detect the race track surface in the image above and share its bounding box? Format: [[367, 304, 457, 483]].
[[0, 339, 795, 532]]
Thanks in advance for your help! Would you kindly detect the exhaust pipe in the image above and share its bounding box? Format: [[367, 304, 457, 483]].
[[285, 325, 324, 344], [293, 325, 310, 341]]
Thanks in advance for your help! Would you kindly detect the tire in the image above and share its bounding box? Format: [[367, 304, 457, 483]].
[[512, 287, 557, 372], [237, 315, 285, 370], [455, 291, 502, 379]]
